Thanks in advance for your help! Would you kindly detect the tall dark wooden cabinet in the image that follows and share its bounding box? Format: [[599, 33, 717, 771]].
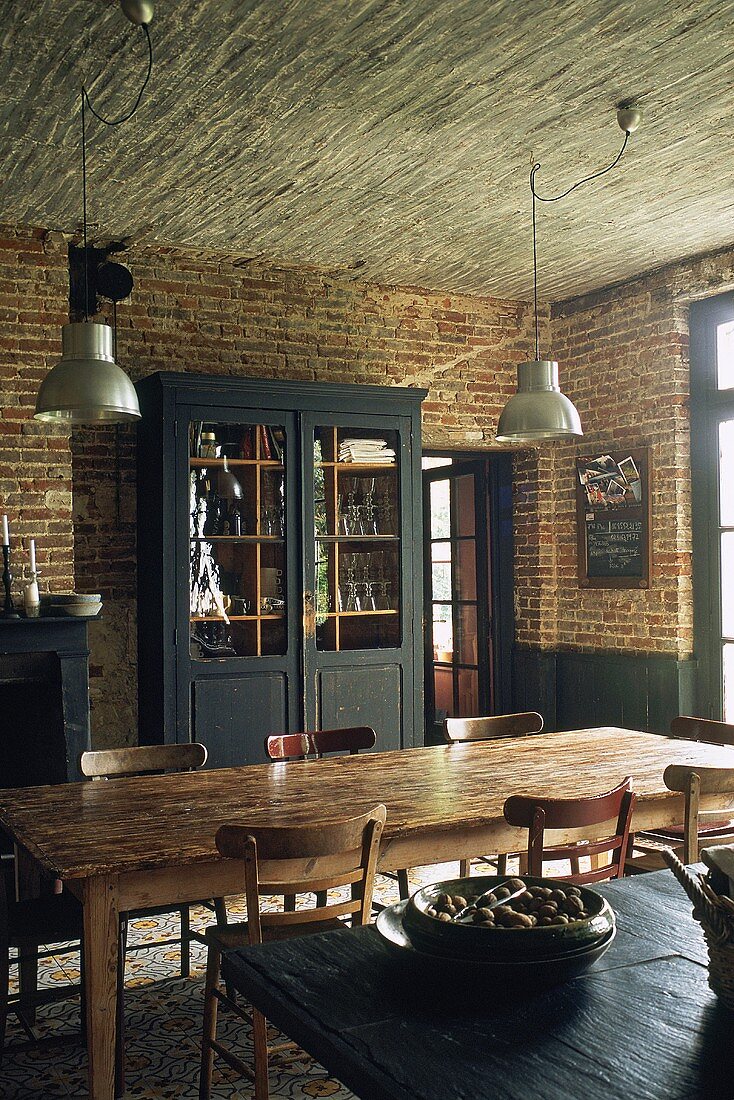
[[135, 372, 426, 767]]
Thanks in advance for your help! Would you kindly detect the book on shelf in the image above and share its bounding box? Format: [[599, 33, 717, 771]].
[[260, 425, 273, 460], [270, 426, 285, 461], [240, 428, 255, 459]]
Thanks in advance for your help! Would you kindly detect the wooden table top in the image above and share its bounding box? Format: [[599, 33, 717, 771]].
[[1, 727, 734, 880], [223, 871, 732, 1100]]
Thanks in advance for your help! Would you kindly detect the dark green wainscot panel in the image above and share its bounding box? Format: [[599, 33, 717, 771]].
[[512, 646, 698, 733]]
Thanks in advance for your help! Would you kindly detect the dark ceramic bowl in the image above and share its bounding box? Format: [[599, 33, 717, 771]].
[[376, 899, 616, 988], [403, 875, 615, 962]]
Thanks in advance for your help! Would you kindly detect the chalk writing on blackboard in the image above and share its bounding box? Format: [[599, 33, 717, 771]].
[[586, 519, 643, 577]]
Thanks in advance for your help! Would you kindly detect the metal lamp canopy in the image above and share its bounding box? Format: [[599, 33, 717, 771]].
[[34, 0, 152, 426], [495, 104, 642, 445], [496, 360, 582, 443], [35, 322, 141, 423]]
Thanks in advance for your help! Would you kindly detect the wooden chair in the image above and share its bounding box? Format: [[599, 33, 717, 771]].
[[0, 856, 83, 1062], [80, 743, 227, 1095], [627, 717, 734, 872], [444, 712, 544, 877], [650, 764, 734, 865], [199, 803, 386, 1100], [503, 777, 636, 883], [265, 728, 410, 900]]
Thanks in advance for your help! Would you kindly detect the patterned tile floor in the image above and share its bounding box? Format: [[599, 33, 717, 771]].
[[0, 861, 478, 1099]]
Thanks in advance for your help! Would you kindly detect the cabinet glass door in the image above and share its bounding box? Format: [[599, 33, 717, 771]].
[[313, 425, 401, 651], [188, 420, 286, 659]]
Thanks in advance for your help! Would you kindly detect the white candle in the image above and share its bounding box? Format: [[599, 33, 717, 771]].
[[2, 515, 8, 546], [29, 538, 36, 574]]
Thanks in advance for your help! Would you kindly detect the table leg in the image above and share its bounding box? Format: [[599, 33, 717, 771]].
[[83, 875, 119, 1100]]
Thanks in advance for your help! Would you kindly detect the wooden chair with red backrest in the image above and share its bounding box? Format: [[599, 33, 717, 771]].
[[199, 804, 386, 1100], [265, 727, 410, 901], [444, 712, 544, 877], [503, 777, 636, 883], [626, 717, 734, 873]]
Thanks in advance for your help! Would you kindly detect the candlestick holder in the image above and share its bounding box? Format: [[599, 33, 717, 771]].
[[2, 545, 20, 618]]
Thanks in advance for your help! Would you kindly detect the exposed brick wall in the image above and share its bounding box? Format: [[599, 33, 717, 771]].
[[5, 218, 734, 747], [69, 242, 539, 745], [0, 226, 74, 595], [515, 246, 734, 660]]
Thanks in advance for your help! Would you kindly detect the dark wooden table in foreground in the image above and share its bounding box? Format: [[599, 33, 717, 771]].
[[224, 870, 733, 1100], [1, 727, 734, 1098]]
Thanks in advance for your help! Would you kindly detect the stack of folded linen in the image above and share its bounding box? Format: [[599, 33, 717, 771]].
[[339, 438, 396, 464]]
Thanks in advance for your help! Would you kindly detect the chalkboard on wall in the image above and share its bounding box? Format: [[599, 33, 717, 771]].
[[576, 448, 651, 588]]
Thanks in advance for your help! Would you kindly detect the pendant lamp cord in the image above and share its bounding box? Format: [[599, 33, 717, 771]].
[[528, 130, 630, 361], [79, 23, 153, 322]]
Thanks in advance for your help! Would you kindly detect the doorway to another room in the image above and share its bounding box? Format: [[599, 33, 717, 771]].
[[422, 453, 514, 743]]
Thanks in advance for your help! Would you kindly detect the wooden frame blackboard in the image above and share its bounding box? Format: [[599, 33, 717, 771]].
[[576, 448, 651, 589]]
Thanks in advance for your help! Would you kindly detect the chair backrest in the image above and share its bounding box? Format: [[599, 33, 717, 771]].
[[215, 804, 386, 944], [670, 716, 734, 747], [79, 742, 208, 780], [265, 727, 376, 761], [664, 764, 734, 863], [503, 777, 636, 883], [311, 726, 376, 757], [444, 712, 543, 744], [265, 733, 313, 761]]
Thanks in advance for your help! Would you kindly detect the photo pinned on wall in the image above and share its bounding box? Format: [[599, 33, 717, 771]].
[[578, 452, 642, 510]]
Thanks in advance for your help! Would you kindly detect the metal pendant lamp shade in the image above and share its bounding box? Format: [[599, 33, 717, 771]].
[[34, 321, 141, 423], [495, 359, 582, 443]]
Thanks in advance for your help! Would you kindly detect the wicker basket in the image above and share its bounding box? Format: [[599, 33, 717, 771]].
[[663, 848, 734, 1009]]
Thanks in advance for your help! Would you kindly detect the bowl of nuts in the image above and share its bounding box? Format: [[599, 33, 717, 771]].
[[403, 875, 615, 962]]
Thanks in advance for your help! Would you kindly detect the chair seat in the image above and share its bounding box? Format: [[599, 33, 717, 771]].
[[638, 817, 734, 843], [10, 893, 83, 946], [207, 916, 345, 952]]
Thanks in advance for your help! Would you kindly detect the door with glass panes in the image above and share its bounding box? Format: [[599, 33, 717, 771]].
[[181, 406, 301, 765], [301, 412, 417, 750], [691, 295, 734, 720]]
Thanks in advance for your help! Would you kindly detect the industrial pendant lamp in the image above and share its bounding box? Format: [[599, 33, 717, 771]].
[[496, 104, 642, 444], [35, 0, 155, 424]]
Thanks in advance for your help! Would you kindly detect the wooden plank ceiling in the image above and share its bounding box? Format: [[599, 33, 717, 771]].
[[0, 0, 731, 300]]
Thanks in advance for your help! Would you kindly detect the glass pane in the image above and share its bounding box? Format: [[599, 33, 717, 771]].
[[717, 321, 734, 390], [457, 667, 479, 715], [457, 604, 478, 665], [455, 474, 475, 536], [189, 421, 286, 659], [432, 604, 453, 663], [430, 480, 450, 539], [315, 425, 400, 651], [432, 562, 452, 601], [722, 532, 734, 637], [422, 456, 453, 469], [720, 421, 734, 527], [724, 643, 734, 722], [433, 665, 454, 720], [456, 539, 477, 600]]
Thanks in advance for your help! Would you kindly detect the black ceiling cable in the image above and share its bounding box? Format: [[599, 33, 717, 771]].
[[78, 22, 153, 320], [528, 130, 631, 360]]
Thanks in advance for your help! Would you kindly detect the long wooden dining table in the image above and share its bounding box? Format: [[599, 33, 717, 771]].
[[2, 726, 734, 1099]]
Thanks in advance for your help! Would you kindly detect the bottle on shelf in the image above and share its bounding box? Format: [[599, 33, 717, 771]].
[[199, 430, 219, 459]]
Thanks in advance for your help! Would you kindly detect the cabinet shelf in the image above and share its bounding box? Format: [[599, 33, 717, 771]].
[[190, 535, 284, 543], [191, 615, 284, 622], [322, 610, 398, 618], [317, 462, 396, 471], [316, 534, 399, 543], [190, 457, 283, 469]]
